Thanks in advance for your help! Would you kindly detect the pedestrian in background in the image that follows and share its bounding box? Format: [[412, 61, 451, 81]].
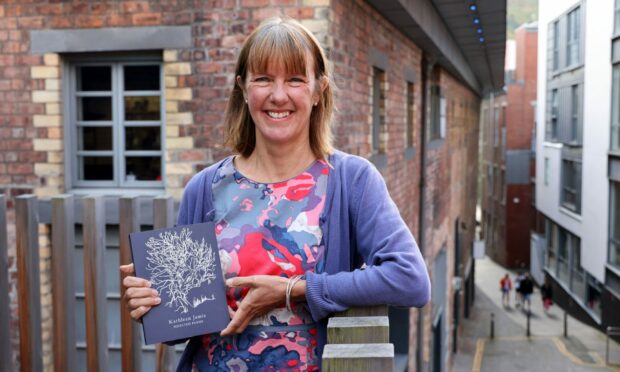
[[540, 278, 553, 312], [520, 273, 534, 313], [500, 273, 512, 307], [514, 271, 525, 308]]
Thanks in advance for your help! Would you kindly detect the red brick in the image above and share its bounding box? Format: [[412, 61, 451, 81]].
[[8, 163, 33, 175], [285, 7, 315, 19], [90, 3, 113, 14], [132, 13, 161, 26], [178, 150, 206, 161], [122, 1, 151, 13], [17, 16, 44, 29], [241, 0, 270, 7], [76, 15, 105, 28], [108, 14, 131, 26], [49, 16, 73, 28], [35, 4, 63, 15], [0, 18, 17, 29]]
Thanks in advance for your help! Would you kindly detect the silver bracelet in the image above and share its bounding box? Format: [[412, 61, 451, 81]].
[[286, 275, 303, 313]]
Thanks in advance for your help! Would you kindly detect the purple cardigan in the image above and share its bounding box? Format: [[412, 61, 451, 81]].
[[174, 150, 430, 371]]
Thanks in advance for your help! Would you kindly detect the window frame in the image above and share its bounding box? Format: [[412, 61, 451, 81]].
[[560, 158, 582, 214], [553, 20, 560, 71], [566, 6, 581, 67], [371, 66, 386, 155], [66, 57, 165, 190], [406, 81, 415, 149], [570, 84, 579, 143]]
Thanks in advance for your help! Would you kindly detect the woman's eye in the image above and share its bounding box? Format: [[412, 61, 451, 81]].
[[289, 78, 306, 85]]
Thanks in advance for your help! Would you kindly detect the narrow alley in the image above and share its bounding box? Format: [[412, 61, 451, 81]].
[[454, 257, 620, 372]]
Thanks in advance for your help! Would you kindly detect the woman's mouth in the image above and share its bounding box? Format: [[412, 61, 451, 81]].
[[267, 111, 291, 119]]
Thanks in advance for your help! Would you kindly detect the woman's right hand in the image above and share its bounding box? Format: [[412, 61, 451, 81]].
[[120, 263, 161, 320]]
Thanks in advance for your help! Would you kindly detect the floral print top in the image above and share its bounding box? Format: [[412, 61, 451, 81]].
[[192, 157, 329, 371]]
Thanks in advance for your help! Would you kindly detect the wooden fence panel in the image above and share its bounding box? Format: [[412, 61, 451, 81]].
[[0, 195, 13, 372], [82, 196, 109, 372], [51, 195, 78, 372], [153, 196, 177, 372], [119, 197, 143, 372], [15, 195, 43, 372]]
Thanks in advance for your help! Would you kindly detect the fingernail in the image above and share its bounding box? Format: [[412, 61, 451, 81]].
[[146, 281, 152, 287], [152, 289, 158, 296], [155, 297, 161, 304], [225, 279, 233, 286]]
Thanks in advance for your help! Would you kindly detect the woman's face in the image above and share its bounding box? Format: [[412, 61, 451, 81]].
[[241, 54, 323, 150]]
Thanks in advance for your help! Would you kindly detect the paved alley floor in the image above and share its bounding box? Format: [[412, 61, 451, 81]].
[[453, 256, 620, 372]]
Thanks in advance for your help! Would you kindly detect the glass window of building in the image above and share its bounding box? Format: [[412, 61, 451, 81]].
[[566, 7, 581, 67], [610, 181, 620, 269], [69, 62, 164, 188]]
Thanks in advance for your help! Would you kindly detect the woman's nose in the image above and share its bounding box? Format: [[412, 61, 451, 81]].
[[269, 82, 288, 104]]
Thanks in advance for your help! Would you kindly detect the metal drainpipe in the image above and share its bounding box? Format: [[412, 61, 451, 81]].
[[416, 57, 430, 372]]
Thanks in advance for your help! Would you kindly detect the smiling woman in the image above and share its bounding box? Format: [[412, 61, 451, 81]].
[[121, 17, 430, 371]]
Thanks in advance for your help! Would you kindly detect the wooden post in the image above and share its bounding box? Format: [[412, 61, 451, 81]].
[[15, 195, 43, 372], [336, 305, 388, 317], [119, 197, 143, 372], [153, 196, 177, 372], [327, 316, 389, 344], [0, 195, 13, 372], [322, 343, 394, 371], [82, 196, 109, 372], [51, 195, 78, 372]]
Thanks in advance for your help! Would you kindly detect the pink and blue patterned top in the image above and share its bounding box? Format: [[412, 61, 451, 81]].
[[192, 157, 329, 371]]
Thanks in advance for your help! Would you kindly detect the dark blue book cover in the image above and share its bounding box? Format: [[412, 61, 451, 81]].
[[129, 222, 229, 345]]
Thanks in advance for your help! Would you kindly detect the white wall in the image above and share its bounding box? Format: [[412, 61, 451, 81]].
[[536, 0, 612, 282], [581, 0, 612, 281]]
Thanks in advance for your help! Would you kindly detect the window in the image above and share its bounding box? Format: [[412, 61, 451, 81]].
[[585, 274, 603, 317], [557, 228, 570, 283], [545, 219, 557, 271], [570, 85, 579, 142], [553, 21, 560, 70], [549, 89, 559, 141], [610, 181, 620, 269], [372, 67, 386, 154], [493, 107, 499, 147], [612, 65, 620, 151], [406, 82, 415, 148], [429, 85, 442, 141], [615, 0, 620, 35], [544, 157, 550, 186], [69, 61, 164, 188], [570, 239, 584, 297], [561, 159, 581, 213], [566, 7, 581, 67]]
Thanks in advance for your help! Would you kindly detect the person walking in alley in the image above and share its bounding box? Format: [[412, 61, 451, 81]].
[[120, 17, 430, 371], [520, 273, 534, 313], [541, 278, 553, 312], [500, 273, 512, 307], [514, 271, 525, 308]]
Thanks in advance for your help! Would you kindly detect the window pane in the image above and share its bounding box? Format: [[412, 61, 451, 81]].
[[125, 156, 161, 181], [124, 96, 160, 121], [612, 66, 620, 150], [77, 66, 111, 91], [124, 65, 160, 91], [125, 126, 161, 151], [80, 156, 113, 181], [79, 126, 112, 151], [78, 97, 112, 121]]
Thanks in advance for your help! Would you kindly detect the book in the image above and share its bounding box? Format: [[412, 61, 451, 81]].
[[129, 222, 229, 345]]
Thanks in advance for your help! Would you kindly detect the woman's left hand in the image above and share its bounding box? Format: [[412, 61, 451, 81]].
[[220, 275, 289, 336]]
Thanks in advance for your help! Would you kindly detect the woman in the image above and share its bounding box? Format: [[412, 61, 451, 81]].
[[121, 17, 430, 371]]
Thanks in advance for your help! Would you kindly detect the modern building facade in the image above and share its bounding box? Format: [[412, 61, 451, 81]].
[[535, 0, 620, 332], [0, 1, 505, 370], [481, 23, 538, 269]]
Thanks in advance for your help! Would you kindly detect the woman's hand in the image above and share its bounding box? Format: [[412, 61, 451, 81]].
[[120, 263, 161, 321], [221, 275, 305, 336]]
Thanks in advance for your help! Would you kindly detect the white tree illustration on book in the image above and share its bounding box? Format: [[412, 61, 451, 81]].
[[145, 228, 217, 313]]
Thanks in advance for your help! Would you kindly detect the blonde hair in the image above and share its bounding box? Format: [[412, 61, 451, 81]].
[[224, 17, 334, 158]]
